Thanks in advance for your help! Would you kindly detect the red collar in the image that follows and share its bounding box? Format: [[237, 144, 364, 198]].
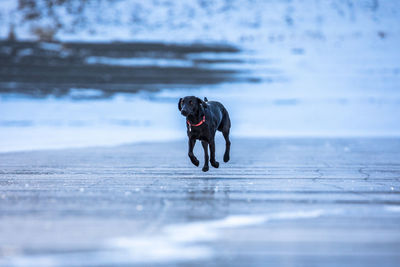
[[187, 115, 205, 127]]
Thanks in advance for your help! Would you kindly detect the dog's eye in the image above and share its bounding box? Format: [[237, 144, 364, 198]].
[[189, 101, 193, 105]]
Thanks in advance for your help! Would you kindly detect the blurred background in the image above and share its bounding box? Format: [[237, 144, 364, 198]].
[[0, 0, 399, 152]]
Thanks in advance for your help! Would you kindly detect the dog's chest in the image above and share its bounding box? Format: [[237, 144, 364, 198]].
[[189, 125, 210, 142]]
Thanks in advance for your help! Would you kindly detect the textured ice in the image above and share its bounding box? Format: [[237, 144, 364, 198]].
[[0, 210, 328, 266]]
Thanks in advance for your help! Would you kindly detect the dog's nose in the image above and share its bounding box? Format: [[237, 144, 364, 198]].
[[181, 110, 188, 116]]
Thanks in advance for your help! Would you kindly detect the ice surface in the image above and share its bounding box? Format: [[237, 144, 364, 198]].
[[0, 209, 328, 266], [0, 139, 399, 266]]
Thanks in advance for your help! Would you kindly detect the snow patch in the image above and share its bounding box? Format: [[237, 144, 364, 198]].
[[85, 56, 194, 67], [0, 93, 184, 152], [384, 206, 400, 212], [38, 42, 63, 51], [1, 0, 399, 44], [68, 88, 104, 98]]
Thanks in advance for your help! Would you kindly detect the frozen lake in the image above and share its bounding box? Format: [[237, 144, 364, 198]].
[[0, 138, 399, 266]]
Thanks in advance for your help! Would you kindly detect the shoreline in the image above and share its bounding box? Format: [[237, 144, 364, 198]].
[[1, 136, 400, 154]]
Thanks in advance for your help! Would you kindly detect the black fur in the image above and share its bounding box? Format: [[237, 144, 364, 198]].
[[178, 96, 231, 172]]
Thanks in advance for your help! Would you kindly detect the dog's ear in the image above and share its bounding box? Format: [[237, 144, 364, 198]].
[[178, 98, 183, 111], [197, 97, 207, 109]]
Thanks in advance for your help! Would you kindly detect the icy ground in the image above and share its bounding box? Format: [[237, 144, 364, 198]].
[[0, 139, 399, 266]]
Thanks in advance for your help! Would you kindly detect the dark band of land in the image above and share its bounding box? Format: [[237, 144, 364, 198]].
[[0, 41, 273, 98]]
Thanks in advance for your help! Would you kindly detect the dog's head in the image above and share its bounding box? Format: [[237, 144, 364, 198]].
[[178, 96, 207, 117]]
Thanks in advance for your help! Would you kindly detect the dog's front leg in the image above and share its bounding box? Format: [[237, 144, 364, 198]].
[[209, 139, 219, 168], [201, 141, 209, 172], [188, 137, 199, 167]]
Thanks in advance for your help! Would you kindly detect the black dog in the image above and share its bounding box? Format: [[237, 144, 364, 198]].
[[178, 96, 231, 172]]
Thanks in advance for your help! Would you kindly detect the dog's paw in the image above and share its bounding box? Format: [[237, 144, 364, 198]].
[[223, 153, 230, 162], [202, 165, 209, 172], [190, 157, 199, 166], [211, 161, 219, 168]]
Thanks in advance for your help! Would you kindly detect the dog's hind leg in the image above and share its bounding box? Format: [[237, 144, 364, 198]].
[[220, 111, 231, 163], [222, 130, 231, 162], [209, 140, 220, 168], [201, 141, 209, 172], [188, 138, 199, 167]]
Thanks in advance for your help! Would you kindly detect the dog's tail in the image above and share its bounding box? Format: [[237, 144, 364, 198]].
[[204, 97, 208, 102]]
